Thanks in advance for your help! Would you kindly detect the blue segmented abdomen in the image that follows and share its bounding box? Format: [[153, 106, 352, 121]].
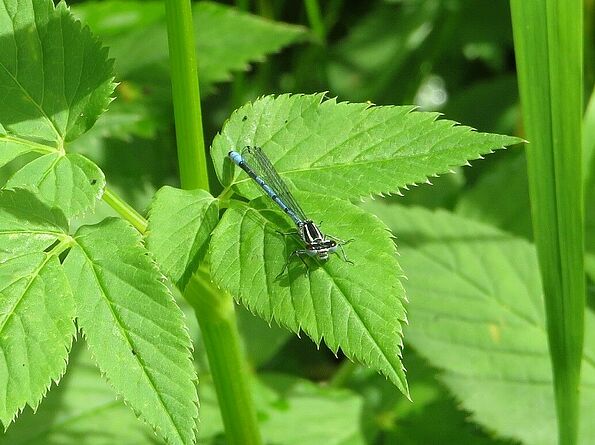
[[228, 150, 303, 226]]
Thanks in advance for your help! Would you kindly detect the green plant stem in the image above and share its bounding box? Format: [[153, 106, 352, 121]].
[[304, 0, 326, 45], [185, 269, 262, 445], [102, 187, 147, 234], [164, 0, 209, 191], [510, 1, 584, 444], [164, 1, 263, 444]]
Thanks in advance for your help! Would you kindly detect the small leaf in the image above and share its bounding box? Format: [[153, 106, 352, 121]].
[[0, 189, 74, 428], [0, 0, 115, 144], [209, 193, 408, 395], [146, 186, 219, 288], [367, 202, 595, 445], [212, 93, 523, 200], [6, 153, 105, 219], [63, 218, 198, 445]]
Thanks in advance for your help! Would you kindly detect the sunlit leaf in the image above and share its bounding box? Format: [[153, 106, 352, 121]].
[[0, 189, 74, 428], [146, 186, 219, 288], [6, 153, 105, 219], [0, 0, 114, 219], [209, 193, 408, 395], [63, 218, 198, 445], [212, 93, 523, 200]]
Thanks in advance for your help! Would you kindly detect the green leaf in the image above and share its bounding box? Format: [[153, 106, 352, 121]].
[[0, 0, 114, 219], [0, 189, 74, 428], [257, 374, 366, 445], [146, 186, 219, 289], [209, 193, 408, 395], [6, 153, 105, 219], [73, 1, 306, 92], [197, 373, 366, 445], [212, 94, 523, 200], [0, 343, 156, 445], [456, 150, 532, 240], [63, 218, 198, 445], [347, 353, 510, 445], [367, 202, 595, 445], [0, 0, 115, 145]]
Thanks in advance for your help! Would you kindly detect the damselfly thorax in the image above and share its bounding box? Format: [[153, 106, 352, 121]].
[[228, 146, 352, 276], [298, 220, 338, 260]]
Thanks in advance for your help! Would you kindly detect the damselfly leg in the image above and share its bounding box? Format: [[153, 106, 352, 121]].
[[276, 249, 310, 279]]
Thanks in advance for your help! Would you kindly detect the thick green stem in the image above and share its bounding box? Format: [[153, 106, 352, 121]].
[[163, 1, 262, 443], [510, 1, 585, 444], [185, 270, 262, 445], [102, 187, 147, 234], [164, 0, 209, 191]]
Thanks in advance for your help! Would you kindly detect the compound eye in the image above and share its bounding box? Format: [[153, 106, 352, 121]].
[[330, 240, 337, 247]]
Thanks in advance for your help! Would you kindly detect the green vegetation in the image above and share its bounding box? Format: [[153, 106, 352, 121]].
[[0, 1, 589, 444]]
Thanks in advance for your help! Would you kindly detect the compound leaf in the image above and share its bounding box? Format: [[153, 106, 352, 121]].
[[209, 193, 408, 395], [63, 218, 198, 445], [146, 186, 219, 289], [212, 93, 523, 200], [368, 203, 595, 445]]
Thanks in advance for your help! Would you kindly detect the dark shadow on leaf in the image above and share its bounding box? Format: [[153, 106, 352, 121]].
[[0, 188, 69, 233]]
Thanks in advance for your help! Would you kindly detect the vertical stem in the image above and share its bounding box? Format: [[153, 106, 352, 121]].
[[164, 2, 262, 444], [185, 269, 262, 445], [164, 0, 209, 191], [510, 1, 584, 444]]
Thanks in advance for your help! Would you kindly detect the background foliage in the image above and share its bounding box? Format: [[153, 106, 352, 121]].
[[0, 0, 591, 444]]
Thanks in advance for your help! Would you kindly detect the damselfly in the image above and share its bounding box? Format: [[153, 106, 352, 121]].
[[228, 146, 352, 275]]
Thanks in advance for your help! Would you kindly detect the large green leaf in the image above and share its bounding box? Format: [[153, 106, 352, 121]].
[[63, 218, 198, 445], [73, 1, 306, 91], [0, 343, 157, 445], [368, 202, 595, 445], [146, 186, 219, 289], [0, 0, 114, 219], [0, 189, 75, 428], [209, 193, 408, 395], [212, 93, 523, 200]]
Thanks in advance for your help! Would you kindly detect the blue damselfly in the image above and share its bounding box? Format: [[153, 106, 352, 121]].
[[228, 146, 352, 275]]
